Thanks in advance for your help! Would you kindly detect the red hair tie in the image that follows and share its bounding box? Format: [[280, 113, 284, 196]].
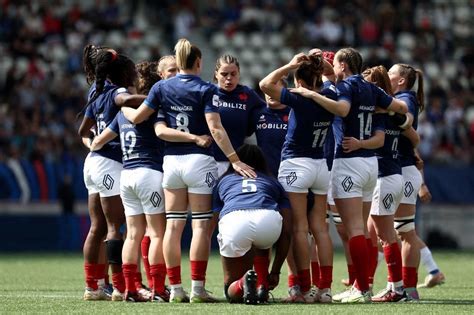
[[109, 50, 118, 61]]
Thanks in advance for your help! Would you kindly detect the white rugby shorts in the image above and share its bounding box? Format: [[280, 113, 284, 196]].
[[217, 209, 282, 258], [85, 155, 123, 197], [217, 161, 231, 178], [162, 154, 218, 194], [120, 168, 165, 216], [278, 158, 329, 195], [83, 153, 99, 195], [370, 174, 403, 216], [331, 157, 378, 201], [400, 165, 423, 205], [327, 172, 335, 206]]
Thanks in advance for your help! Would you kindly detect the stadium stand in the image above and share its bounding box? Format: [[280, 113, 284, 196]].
[[0, 0, 472, 208]]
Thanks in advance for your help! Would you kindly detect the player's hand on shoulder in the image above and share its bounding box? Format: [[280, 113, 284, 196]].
[[232, 161, 256, 179], [288, 86, 313, 98]]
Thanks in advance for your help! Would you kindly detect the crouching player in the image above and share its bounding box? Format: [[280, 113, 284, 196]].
[[213, 144, 291, 304]]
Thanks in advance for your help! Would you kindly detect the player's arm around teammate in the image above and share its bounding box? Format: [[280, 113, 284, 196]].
[[292, 48, 408, 303], [260, 52, 336, 303]]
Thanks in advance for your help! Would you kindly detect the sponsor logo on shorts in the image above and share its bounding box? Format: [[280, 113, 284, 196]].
[[286, 172, 297, 186], [205, 172, 216, 188], [383, 193, 394, 209], [103, 174, 114, 190], [150, 192, 162, 207], [404, 181, 414, 197], [342, 176, 353, 192]]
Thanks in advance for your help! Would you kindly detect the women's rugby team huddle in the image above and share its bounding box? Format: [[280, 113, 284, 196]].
[[79, 38, 445, 305]]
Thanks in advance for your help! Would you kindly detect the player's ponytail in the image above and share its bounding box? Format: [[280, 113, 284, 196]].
[[415, 69, 424, 113], [295, 53, 324, 90], [174, 38, 202, 70], [362, 65, 393, 96], [396, 63, 424, 113]]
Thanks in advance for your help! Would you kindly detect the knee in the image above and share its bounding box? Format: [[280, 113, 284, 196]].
[[127, 229, 145, 242], [89, 224, 106, 239]]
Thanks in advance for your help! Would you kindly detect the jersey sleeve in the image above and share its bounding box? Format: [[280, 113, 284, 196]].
[[107, 115, 120, 134], [320, 84, 338, 101], [374, 85, 393, 109], [280, 87, 310, 111], [372, 113, 386, 133], [247, 90, 267, 136], [336, 80, 352, 103], [144, 82, 162, 111], [112, 87, 129, 101], [397, 93, 417, 116], [156, 109, 166, 123], [203, 84, 220, 114], [84, 105, 94, 119]]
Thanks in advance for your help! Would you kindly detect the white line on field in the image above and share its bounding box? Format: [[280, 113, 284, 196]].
[[0, 294, 79, 299]]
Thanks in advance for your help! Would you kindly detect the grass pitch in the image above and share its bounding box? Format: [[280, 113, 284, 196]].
[[0, 251, 473, 314]]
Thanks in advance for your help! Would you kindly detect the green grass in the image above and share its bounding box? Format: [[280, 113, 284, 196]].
[[0, 251, 473, 314]]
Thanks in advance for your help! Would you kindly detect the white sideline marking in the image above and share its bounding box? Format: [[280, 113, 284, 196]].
[[0, 294, 79, 299]]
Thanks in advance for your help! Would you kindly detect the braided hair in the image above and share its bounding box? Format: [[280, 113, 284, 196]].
[[77, 50, 136, 118], [82, 44, 114, 85]]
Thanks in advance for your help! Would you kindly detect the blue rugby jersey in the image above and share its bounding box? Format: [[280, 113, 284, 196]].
[[212, 85, 266, 161], [212, 172, 290, 220], [322, 81, 339, 170], [334, 75, 393, 159], [254, 106, 291, 177], [373, 113, 401, 177], [395, 91, 418, 167], [108, 112, 164, 172], [86, 81, 127, 163], [144, 73, 219, 156], [280, 86, 335, 161]]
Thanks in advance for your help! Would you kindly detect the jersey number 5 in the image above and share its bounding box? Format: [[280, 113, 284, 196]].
[[242, 179, 257, 193]]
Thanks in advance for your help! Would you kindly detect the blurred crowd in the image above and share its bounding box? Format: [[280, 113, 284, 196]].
[[0, 0, 472, 186]]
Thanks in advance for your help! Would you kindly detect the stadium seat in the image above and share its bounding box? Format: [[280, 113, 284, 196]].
[[278, 47, 295, 62], [211, 32, 229, 50], [240, 49, 258, 65], [424, 62, 441, 78], [249, 32, 265, 50], [268, 33, 284, 48], [230, 32, 248, 50]]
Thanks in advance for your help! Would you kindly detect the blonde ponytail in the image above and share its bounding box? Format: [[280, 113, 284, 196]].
[[174, 38, 202, 70]]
